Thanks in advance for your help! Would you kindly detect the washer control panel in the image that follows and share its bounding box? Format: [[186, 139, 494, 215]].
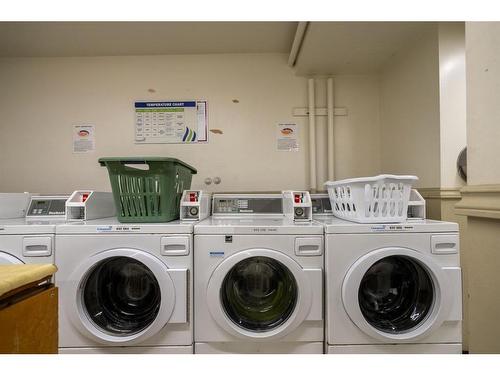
[[311, 193, 332, 215], [26, 196, 69, 219], [212, 195, 283, 215]]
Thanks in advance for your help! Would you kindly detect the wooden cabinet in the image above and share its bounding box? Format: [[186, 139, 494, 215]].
[[0, 283, 58, 354]]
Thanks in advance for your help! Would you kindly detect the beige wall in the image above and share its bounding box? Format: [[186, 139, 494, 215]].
[[0, 53, 382, 194], [0, 54, 310, 194], [438, 23, 467, 189], [379, 26, 441, 189], [314, 75, 381, 189], [458, 22, 500, 353], [466, 23, 500, 186]]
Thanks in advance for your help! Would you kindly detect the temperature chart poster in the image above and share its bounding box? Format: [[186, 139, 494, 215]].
[[134, 100, 208, 144]]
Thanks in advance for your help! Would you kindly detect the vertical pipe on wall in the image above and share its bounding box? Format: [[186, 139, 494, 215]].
[[308, 78, 317, 192], [327, 77, 335, 181]]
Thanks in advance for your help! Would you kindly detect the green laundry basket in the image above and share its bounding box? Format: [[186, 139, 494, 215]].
[[99, 157, 197, 223]]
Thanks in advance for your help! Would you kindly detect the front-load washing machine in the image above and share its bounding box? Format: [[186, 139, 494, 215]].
[[0, 194, 70, 266], [0, 218, 57, 265], [56, 218, 193, 354], [194, 193, 324, 354], [314, 215, 462, 354]]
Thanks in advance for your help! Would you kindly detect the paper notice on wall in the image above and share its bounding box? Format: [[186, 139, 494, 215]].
[[73, 125, 95, 153], [134, 100, 208, 144], [277, 123, 299, 151]]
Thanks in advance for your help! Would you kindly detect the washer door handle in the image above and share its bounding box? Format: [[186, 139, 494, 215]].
[[295, 237, 323, 256], [161, 236, 190, 256], [23, 237, 52, 257]]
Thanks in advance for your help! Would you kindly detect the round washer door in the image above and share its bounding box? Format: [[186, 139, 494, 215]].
[[206, 248, 314, 340], [342, 247, 452, 342], [67, 248, 176, 345], [0, 251, 23, 265]]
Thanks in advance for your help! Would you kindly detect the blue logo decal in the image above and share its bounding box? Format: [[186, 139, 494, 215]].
[[96, 226, 113, 232]]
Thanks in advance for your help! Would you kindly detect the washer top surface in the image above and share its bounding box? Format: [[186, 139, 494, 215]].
[[0, 217, 62, 234], [194, 216, 324, 235], [314, 216, 458, 234], [56, 216, 194, 234]]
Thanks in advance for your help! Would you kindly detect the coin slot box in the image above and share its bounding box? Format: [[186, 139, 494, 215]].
[[65, 191, 116, 221], [283, 191, 313, 222], [180, 190, 211, 221]]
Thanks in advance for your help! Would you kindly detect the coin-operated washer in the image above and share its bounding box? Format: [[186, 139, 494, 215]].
[[0, 194, 69, 266], [55, 190, 209, 354], [193, 192, 324, 354], [312, 191, 462, 353], [0, 192, 115, 266]]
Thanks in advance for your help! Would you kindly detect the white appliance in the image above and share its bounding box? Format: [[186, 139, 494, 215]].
[[194, 193, 324, 354], [0, 218, 57, 265], [315, 214, 462, 354], [55, 218, 193, 354], [0, 194, 69, 266]]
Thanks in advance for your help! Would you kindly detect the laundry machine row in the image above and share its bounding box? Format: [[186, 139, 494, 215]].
[[0, 190, 463, 354], [55, 190, 324, 354]]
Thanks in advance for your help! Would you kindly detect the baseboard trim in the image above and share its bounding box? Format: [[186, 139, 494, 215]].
[[455, 184, 500, 219], [418, 187, 462, 200]]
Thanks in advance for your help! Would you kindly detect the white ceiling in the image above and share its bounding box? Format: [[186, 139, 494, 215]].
[[294, 22, 437, 75], [0, 22, 297, 57]]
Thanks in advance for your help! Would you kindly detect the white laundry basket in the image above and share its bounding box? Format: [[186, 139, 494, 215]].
[[324, 174, 418, 223]]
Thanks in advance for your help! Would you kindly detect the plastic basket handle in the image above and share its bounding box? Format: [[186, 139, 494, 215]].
[[99, 159, 150, 166], [119, 160, 148, 165]]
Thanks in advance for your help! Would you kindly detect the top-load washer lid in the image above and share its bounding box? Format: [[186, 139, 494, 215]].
[[0, 218, 58, 235], [194, 217, 324, 235], [56, 217, 194, 234], [314, 217, 459, 234]]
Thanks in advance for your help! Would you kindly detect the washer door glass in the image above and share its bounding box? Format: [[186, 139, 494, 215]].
[[0, 251, 23, 265], [220, 256, 298, 332], [358, 255, 434, 334], [82, 256, 161, 336]]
